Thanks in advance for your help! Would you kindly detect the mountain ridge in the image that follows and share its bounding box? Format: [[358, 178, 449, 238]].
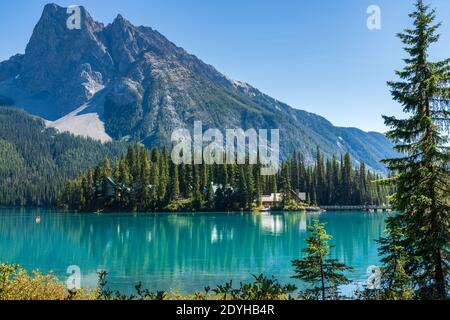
[[0, 3, 396, 173]]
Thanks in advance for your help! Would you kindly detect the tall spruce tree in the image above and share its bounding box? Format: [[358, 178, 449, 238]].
[[341, 153, 353, 205], [170, 163, 180, 200], [315, 147, 325, 204], [381, 0, 449, 299], [150, 148, 160, 207], [245, 163, 255, 209], [281, 162, 292, 205]]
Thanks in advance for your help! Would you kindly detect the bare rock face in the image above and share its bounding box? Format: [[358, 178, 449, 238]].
[[18, 4, 115, 116], [0, 54, 23, 83], [0, 3, 396, 172], [102, 15, 143, 74]]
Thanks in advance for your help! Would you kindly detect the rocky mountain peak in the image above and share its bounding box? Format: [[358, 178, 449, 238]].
[[16, 4, 114, 116], [104, 14, 143, 74], [112, 14, 130, 25], [0, 3, 396, 173], [34, 3, 101, 37]]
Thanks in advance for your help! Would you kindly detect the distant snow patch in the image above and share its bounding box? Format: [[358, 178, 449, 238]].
[[336, 137, 344, 149]]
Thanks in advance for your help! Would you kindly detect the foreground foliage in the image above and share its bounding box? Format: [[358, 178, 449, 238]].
[[205, 274, 296, 300], [0, 264, 296, 301], [0, 263, 95, 300]]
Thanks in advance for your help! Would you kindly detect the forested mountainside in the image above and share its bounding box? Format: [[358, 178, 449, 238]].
[[0, 107, 127, 206]]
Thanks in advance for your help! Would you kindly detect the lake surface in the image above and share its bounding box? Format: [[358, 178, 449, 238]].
[[0, 209, 387, 294]]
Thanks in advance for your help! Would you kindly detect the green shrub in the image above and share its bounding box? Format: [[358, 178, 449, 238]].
[[0, 263, 95, 300], [209, 274, 297, 300]]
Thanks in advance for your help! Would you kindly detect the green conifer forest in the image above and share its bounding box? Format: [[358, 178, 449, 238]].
[[59, 145, 391, 212]]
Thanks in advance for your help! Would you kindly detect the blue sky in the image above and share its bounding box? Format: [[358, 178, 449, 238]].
[[0, 0, 449, 132]]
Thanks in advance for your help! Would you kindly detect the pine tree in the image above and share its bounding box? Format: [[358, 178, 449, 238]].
[[325, 159, 333, 205], [206, 181, 215, 209], [377, 220, 414, 300], [358, 162, 367, 204], [270, 174, 278, 194], [237, 166, 247, 209], [341, 153, 353, 205], [118, 159, 131, 208], [255, 164, 262, 207], [331, 156, 340, 204], [184, 164, 193, 199], [101, 157, 112, 198], [138, 151, 151, 210], [245, 163, 255, 209], [158, 146, 169, 202], [315, 147, 325, 204], [281, 162, 292, 205], [192, 164, 202, 209], [292, 220, 353, 300], [170, 163, 180, 200], [85, 169, 95, 209], [381, 0, 449, 299], [222, 162, 228, 187], [150, 147, 160, 207]]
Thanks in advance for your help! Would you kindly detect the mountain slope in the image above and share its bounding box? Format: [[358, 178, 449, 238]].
[[0, 3, 396, 173], [0, 107, 126, 206]]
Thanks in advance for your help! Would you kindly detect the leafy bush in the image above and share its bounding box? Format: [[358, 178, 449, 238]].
[[96, 271, 166, 300], [163, 199, 195, 212], [0, 263, 95, 300], [208, 274, 297, 300]]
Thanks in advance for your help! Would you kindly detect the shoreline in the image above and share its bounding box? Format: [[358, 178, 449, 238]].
[[0, 205, 390, 214]]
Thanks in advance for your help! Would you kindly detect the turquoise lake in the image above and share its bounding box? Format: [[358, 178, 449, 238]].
[[0, 209, 388, 294]]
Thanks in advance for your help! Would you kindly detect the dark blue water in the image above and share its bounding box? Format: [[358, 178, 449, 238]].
[[0, 209, 387, 294]]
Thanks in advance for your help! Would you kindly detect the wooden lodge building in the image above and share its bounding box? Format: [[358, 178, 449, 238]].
[[260, 190, 306, 208]]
